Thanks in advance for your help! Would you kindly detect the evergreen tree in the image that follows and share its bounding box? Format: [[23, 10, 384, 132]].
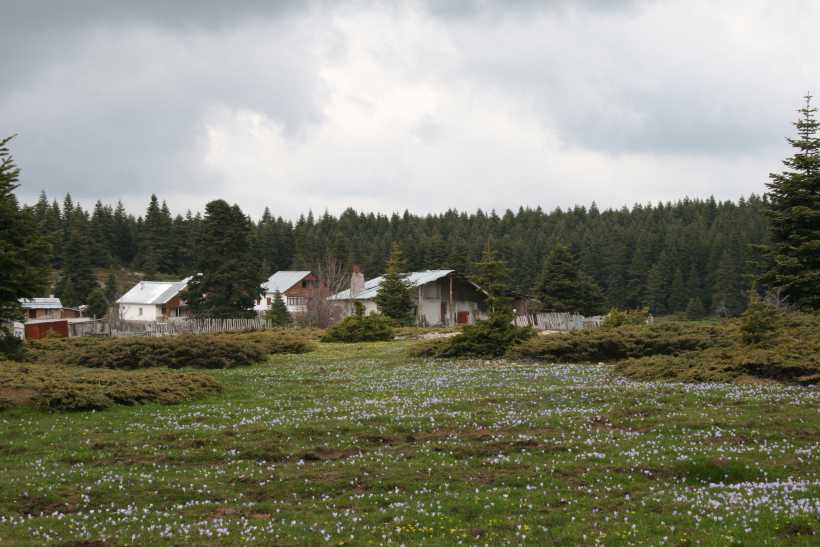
[[86, 287, 110, 318], [0, 136, 51, 327], [712, 247, 745, 317], [668, 268, 688, 313], [374, 243, 414, 324], [760, 94, 820, 309], [104, 270, 120, 301], [471, 241, 513, 317], [685, 297, 707, 320], [184, 200, 262, 318], [533, 244, 606, 316], [265, 290, 291, 326], [55, 212, 99, 306]]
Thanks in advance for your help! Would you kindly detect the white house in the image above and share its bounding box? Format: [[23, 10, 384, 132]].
[[116, 277, 191, 321], [329, 269, 488, 327], [254, 271, 322, 314]]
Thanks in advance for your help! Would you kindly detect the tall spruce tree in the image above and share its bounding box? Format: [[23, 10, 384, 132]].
[[760, 94, 820, 309], [184, 200, 262, 318], [55, 211, 99, 306], [471, 241, 514, 318], [0, 136, 51, 329], [534, 244, 606, 316], [374, 243, 414, 324]]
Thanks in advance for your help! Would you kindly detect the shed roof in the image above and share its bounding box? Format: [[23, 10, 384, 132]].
[[330, 270, 455, 301], [262, 271, 312, 294], [19, 297, 63, 309], [117, 277, 191, 305]]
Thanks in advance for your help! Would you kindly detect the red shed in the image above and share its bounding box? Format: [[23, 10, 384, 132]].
[[24, 319, 69, 339]]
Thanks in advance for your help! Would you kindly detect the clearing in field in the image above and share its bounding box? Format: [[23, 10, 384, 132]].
[[0, 341, 818, 545]]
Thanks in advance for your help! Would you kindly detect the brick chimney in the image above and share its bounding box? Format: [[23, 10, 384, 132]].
[[350, 264, 365, 297]]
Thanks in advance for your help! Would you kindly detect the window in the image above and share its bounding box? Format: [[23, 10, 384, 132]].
[[267, 297, 272, 305], [138, 307, 143, 316], [287, 296, 306, 307]]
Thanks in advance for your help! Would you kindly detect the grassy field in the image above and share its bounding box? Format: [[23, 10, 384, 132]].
[[0, 341, 818, 545]]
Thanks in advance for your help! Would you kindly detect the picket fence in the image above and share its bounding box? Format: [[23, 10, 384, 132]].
[[109, 317, 280, 337], [513, 312, 604, 331]]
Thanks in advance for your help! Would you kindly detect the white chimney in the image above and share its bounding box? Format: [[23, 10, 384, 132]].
[[350, 264, 364, 297]]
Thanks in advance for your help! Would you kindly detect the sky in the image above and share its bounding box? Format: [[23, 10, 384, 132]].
[[3, 0, 818, 220]]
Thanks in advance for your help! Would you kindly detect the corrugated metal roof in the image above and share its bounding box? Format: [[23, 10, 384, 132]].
[[330, 270, 454, 301], [19, 297, 63, 309], [262, 271, 312, 294], [116, 277, 192, 305]]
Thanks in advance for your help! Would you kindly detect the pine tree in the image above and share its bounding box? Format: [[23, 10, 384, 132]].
[[374, 243, 414, 324], [56, 212, 99, 306], [86, 288, 110, 318], [471, 241, 513, 318], [685, 297, 707, 320], [265, 290, 291, 326], [0, 136, 52, 328], [533, 244, 606, 316], [760, 94, 820, 309], [184, 200, 262, 318], [104, 270, 120, 301]]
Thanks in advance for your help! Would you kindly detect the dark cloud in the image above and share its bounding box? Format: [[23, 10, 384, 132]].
[[0, 1, 815, 218]]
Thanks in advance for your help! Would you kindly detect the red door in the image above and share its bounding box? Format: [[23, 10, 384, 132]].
[[456, 311, 470, 325]]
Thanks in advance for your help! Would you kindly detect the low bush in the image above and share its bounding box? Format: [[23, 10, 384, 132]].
[[29, 336, 267, 370], [215, 329, 317, 354], [0, 362, 222, 411], [601, 308, 651, 329], [507, 322, 728, 363], [613, 312, 820, 384], [409, 315, 534, 358], [614, 343, 820, 384], [0, 330, 25, 361], [321, 313, 394, 343], [26, 330, 317, 369]]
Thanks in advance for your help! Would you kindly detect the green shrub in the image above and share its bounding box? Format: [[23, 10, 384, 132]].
[[601, 308, 650, 329], [215, 330, 316, 354], [0, 362, 222, 411], [409, 315, 534, 358], [321, 313, 394, 343], [613, 312, 820, 384], [29, 336, 266, 370], [739, 302, 781, 345], [508, 322, 727, 363], [0, 329, 25, 361], [685, 298, 708, 320], [27, 330, 316, 369]]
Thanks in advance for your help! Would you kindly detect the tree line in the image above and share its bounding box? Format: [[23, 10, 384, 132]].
[[25, 189, 769, 316]]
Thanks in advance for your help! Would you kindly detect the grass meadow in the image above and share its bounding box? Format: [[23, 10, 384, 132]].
[[0, 341, 818, 545]]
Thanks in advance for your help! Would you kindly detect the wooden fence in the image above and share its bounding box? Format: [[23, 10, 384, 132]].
[[108, 317, 280, 337], [513, 312, 604, 331]]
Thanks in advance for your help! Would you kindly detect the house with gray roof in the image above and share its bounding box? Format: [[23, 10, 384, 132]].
[[19, 297, 64, 321], [116, 277, 192, 321], [329, 268, 488, 327]]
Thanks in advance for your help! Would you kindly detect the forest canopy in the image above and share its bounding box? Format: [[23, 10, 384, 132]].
[[24, 191, 768, 316]]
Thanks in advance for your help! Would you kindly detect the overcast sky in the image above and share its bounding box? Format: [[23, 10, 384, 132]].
[[3, 1, 818, 220]]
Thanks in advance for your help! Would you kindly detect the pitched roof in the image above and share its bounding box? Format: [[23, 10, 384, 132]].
[[19, 297, 63, 309], [330, 270, 454, 301], [116, 277, 192, 305], [262, 271, 312, 293]]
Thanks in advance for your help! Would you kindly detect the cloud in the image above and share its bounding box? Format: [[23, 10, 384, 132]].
[[1, 1, 816, 219]]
